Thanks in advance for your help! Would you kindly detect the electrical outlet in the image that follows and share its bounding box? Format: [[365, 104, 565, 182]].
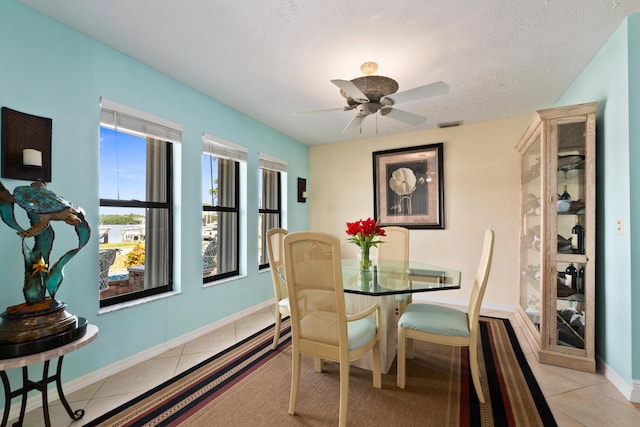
[[616, 218, 623, 235]]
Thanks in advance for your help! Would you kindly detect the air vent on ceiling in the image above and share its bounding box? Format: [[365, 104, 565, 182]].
[[438, 120, 463, 128]]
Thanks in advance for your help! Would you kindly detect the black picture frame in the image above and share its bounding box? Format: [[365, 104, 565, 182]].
[[373, 143, 444, 229]]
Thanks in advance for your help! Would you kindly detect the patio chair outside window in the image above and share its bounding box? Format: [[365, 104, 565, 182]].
[[99, 249, 117, 292]]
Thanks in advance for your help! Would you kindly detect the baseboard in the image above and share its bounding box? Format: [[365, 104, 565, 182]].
[[7, 299, 273, 422], [597, 355, 640, 402], [631, 379, 640, 403]]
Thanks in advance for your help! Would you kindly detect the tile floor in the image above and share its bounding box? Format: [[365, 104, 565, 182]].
[[11, 306, 640, 426]]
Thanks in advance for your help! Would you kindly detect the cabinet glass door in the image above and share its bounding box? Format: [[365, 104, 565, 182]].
[[520, 133, 542, 333], [554, 120, 587, 351]]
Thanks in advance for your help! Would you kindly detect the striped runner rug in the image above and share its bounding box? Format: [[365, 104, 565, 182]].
[[85, 316, 556, 426]]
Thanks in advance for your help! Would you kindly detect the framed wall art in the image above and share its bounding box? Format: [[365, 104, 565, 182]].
[[373, 143, 444, 229]]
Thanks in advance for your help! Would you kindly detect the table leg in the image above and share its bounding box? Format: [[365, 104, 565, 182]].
[[55, 356, 85, 421], [18, 366, 31, 427], [1, 371, 11, 427], [0, 356, 84, 427]]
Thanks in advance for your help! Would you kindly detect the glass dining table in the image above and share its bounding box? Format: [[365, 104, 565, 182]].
[[276, 259, 461, 373], [340, 259, 461, 373], [340, 259, 461, 296]]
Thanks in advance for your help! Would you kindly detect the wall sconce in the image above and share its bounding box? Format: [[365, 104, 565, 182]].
[[1, 107, 52, 182], [297, 177, 307, 203]]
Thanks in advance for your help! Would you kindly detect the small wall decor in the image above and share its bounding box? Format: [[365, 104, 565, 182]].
[[1, 107, 52, 182], [373, 143, 444, 229], [297, 177, 307, 203]]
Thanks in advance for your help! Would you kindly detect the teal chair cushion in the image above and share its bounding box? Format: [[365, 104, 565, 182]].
[[278, 297, 289, 310], [398, 304, 470, 337], [347, 317, 377, 350]]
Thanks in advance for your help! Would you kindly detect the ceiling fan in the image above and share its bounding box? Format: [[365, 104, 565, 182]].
[[306, 62, 449, 133]]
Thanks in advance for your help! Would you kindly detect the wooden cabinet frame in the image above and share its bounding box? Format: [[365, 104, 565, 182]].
[[515, 102, 596, 373]]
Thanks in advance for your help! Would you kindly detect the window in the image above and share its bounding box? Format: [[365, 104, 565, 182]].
[[202, 134, 245, 283], [258, 154, 286, 269], [99, 98, 181, 307]]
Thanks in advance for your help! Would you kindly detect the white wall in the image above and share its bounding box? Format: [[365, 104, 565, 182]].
[[309, 115, 529, 307]]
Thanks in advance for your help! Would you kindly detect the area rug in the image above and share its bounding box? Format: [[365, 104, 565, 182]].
[[84, 316, 556, 426]]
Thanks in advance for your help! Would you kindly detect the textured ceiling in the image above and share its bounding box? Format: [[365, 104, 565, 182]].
[[17, 0, 640, 145]]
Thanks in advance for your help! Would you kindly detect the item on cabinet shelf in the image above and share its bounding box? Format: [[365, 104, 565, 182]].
[[557, 234, 572, 252], [565, 263, 578, 290], [570, 200, 585, 213], [526, 294, 541, 327], [557, 273, 577, 298], [524, 158, 541, 182], [558, 154, 585, 172], [527, 294, 540, 311], [525, 193, 540, 215], [522, 265, 540, 282], [557, 310, 585, 349], [568, 293, 585, 313], [559, 185, 571, 201], [557, 199, 570, 212], [525, 225, 540, 250], [571, 217, 585, 254], [577, 266, 585, 293]]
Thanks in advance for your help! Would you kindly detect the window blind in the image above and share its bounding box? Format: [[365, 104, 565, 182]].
[[203, 133, 248, 162], [100, 97, 183, 143], [259, 152, 287, 172]]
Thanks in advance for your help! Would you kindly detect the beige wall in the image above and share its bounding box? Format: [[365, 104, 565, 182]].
[[309, 115, 530, 307]]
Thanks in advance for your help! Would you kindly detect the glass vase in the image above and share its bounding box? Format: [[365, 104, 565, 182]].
[[358, 245, 372, 271], [358, 270, 372, 290]]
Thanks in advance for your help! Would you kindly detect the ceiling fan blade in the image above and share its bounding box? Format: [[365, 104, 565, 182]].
[[294, 107, 349, 115], [380, 107, 427, 125], [381, 81, 449, 105], [331, 79, 369, 103], [342, 114, 366, 133]]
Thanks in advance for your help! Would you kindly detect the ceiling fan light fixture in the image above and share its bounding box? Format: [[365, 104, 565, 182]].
[[360, 61, 378, 76]]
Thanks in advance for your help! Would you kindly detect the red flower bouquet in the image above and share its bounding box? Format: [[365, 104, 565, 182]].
[[345, 217, 385, 270]]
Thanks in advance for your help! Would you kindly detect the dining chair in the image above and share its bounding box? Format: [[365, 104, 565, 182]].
[[396, 229, 494, 403], [376, 226, 409, 264], [376, 226, 411, 311], [283, 231, 381, 427], [266, 227, 290, 349]]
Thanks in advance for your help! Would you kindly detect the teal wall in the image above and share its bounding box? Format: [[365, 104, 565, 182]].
[[629, 12, 640, 384], [556, 13, 640, 386], [0, 1, 308, 390]]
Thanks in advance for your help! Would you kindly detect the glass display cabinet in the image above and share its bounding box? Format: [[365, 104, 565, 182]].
[[514, 102, 596, 372]]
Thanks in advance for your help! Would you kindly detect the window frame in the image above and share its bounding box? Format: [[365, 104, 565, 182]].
[[98, 129, 174, 307], [258, 167, 283, 270], [202, 134, 246, 284], [202, 154, 241, 283], [99, 98, 181, 307]]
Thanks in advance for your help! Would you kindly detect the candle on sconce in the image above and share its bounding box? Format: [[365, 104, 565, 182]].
[[23, 149, 43, 167]]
